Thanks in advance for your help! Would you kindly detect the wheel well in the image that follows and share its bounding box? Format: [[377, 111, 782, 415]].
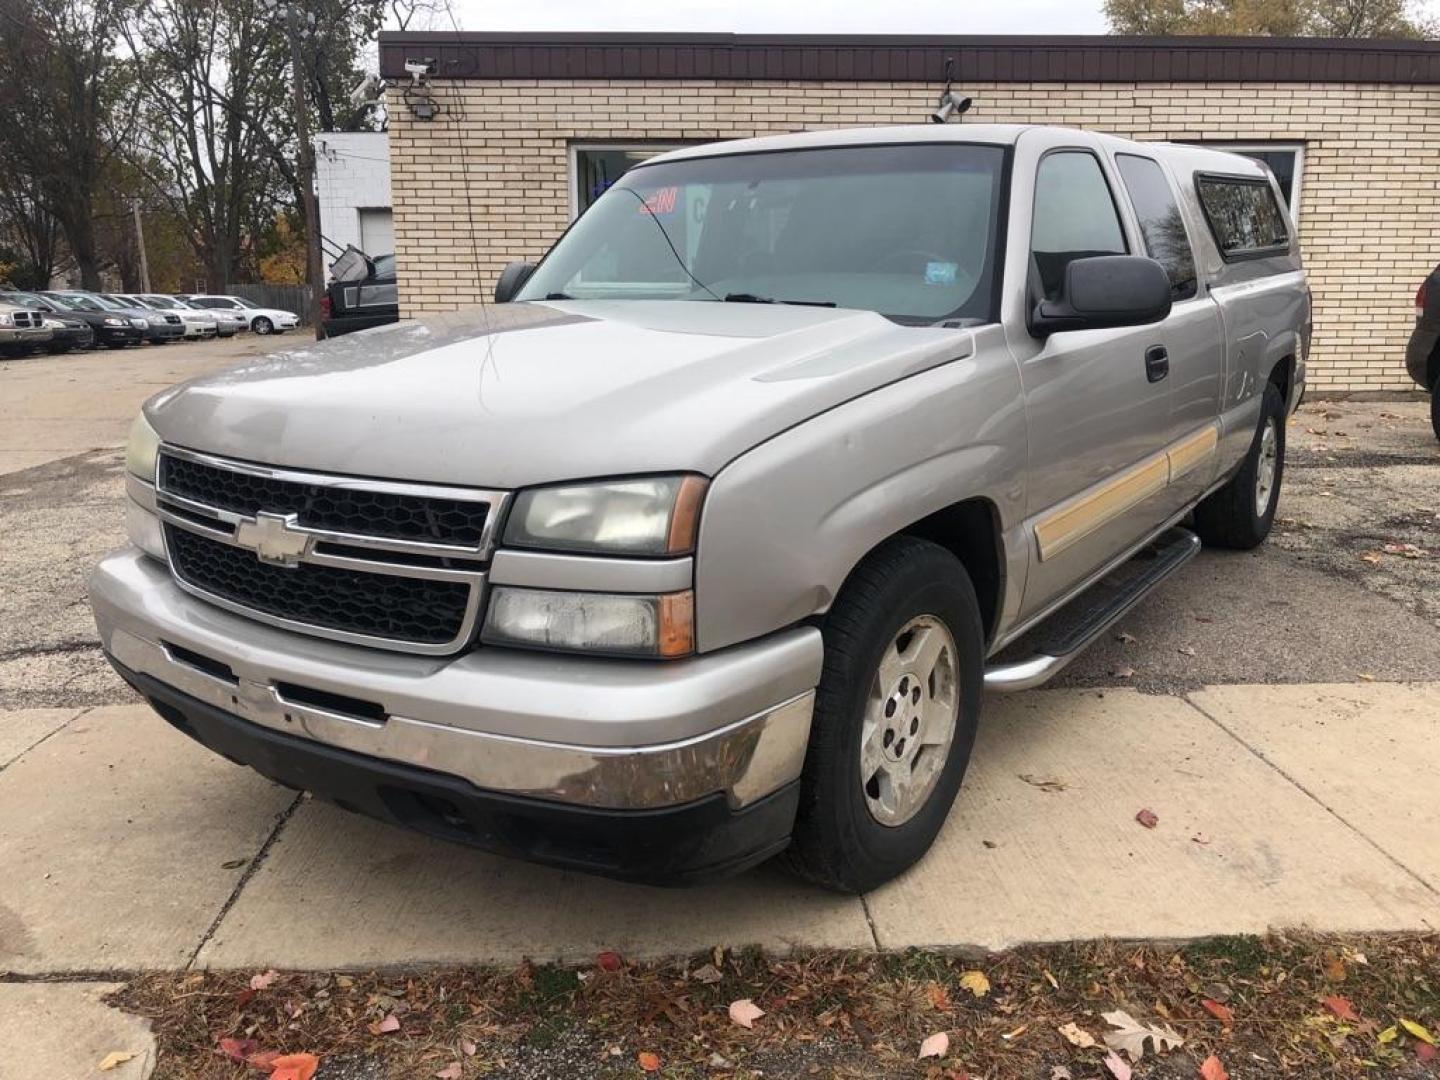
[[1268, 354, 1295, 404], [899, 498, 1004, 645]]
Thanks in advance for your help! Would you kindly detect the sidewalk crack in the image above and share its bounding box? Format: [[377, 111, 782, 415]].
[[0, 707, 90, 774], [859, 892, 881, 951], [184, 792, 304, 970], [1184, 693, 1439, 900]]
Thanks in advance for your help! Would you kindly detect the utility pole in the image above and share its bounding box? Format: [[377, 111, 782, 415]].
[[130, 200, 151, 293], [287, 4, 326, 340]]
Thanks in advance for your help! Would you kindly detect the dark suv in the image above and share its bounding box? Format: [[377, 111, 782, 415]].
[[1406, 263, 1440, 440]]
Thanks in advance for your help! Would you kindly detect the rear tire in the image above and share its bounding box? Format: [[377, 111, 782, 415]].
[[1430, 388, 1439, 442], [1193, 381, 1286, 550], [780, 536, 983, 893]]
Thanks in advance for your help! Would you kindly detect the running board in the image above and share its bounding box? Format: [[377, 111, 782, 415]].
[[983, 527, 1201, 692]]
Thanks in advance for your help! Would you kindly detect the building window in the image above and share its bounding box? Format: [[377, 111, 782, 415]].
[[570, 144, 695, 217], [1190, 143, 1304, 218]]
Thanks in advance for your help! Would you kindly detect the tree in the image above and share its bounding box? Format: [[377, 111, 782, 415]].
[[0, 0, 135, 288], [1104, 0, 1437, 36]]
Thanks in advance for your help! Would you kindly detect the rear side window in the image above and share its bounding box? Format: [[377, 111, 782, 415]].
[[1196, 175, 1290, 260], [1031, 151, 1127, 301], [1115, 154, 1198, 301]]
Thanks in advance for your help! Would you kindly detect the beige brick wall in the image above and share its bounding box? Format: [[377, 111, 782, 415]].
[[389, 79, 1440, 392]]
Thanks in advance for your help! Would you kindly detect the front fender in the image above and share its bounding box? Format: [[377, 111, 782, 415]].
[[694, 344, 1027, 653]]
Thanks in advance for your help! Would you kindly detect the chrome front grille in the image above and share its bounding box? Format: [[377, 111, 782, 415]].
[[13, 311, 40, 328], [153, 446, 506, 655]]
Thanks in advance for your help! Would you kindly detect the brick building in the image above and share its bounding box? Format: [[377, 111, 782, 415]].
[[377, 33, 1440, 392]]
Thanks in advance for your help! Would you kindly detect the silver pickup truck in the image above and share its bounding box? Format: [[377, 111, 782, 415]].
[[91, 125, 1308, 891]]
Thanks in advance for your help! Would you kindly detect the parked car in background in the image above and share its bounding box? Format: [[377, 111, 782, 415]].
[[0, 300, 53, 357], [1406, 261, 1440, 440], [94, 293, 186, 343], [34, 292, 147, 348], [322, 249, 399, 337], [94, 126, 1309, 890], [0, 292, 97, 354], [181, 294, 300, 335], [120, 294, 221, 340]]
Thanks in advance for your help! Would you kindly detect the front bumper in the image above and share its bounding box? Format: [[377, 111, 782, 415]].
[[0, 327, 52, 347], [90, 548, 821, 880], [1406, 323, 1438, 389], [146, 323, 186, 342], [97, 325, 145, 345]]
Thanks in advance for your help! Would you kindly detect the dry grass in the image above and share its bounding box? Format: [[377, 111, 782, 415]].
[[111, 932, 1440, 1079]]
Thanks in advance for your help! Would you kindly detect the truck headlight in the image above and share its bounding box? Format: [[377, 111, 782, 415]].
[[481, 587, 694, 658], [125, 412, 161, 482], [504, 475, 707, 556]]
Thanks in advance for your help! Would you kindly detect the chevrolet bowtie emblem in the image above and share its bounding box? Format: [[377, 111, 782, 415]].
[[234, 511, 313, 567]]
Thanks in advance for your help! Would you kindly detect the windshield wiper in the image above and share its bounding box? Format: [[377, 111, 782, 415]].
[[723, 293, 836, 308], [543, 292, 574, 300]]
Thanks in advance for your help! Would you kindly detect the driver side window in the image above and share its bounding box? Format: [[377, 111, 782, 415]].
[[1031, 151, 1127, 301]]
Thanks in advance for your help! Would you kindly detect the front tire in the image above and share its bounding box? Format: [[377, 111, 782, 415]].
[[1193, 381, 1286, 550], [252, 316, 274, 335], [781, 536, 983, 893]]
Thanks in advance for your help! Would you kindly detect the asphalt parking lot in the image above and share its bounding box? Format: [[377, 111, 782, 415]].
[[1, 340, 1437, 995]]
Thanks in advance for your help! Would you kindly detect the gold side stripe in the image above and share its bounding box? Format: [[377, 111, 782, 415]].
[[1034, 422, 1220, 562], [1167, 423, 1219, 481]]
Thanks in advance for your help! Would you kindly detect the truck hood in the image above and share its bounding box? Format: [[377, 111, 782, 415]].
[[146, 300, 976, 489]]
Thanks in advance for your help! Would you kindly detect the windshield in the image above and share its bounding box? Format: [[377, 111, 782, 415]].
[[90, 295, 130, 311], [518, 143, 1007, 323], [143, 295, 181, 309], [48, 294, 100, 312], [6, 292, 46, 310]]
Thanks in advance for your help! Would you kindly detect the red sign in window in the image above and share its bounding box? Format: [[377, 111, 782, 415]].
[[638, 187, 679, 216]]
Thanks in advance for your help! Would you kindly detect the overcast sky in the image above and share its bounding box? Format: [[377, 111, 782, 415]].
[[443, 0, 1440, 35]]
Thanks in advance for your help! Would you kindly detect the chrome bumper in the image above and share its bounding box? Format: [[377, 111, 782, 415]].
[[90, 547, 821, 812]]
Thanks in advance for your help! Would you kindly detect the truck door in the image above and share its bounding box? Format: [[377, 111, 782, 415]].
[[1111, 152, 1226, 509], [1007, 142, 1182, 623]]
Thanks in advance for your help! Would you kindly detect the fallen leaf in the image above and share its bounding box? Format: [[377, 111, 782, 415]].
[[1058, 1021, 1097, 1048], [959, 970, 990, 998], [1043, 969, 1059, 990], [1135, 808, 1159, 829], [461, 1040, 477, 1056], [221, 858, 247, 869], [1103, 1050, 1133, 1080], [1357, 673, 1376, 682], [1418, 1042, 1437, 1063], [690, 962, 723, 984], [1201, 998, 1234, 1023], [1323, 954, 1347, 982], [1322, 996, 1359, 1022], [1378, 1025, 1399, 1044], [1400, 1018, 1437, 1046], [1191, 833, 1212, 846], [919, 1030, 949, 1059], [247, 1050, 281, 1071], [1102, 1009, 1183, 1061], [709, 1052, 732, 1068], [249, 969, 280, 991], [217, 1038, 257, 1062], [1052, 1068, 1074, 1080], [729, 998, 765, 1029], [1112, 665, 1136, 679], [99, 1052, 137, 1071], [1198, 1054, 1230, 1080], [924, 981, 951, 1011], [1019, 774, 1066, 793], [270, 1054, 320, 1080], [335, 975, 354, 988], [1359, 551, 1382, 565], [595, 950, 623, 971], [638, 1050, 661, 1072], [435, 1065, 462, 1080], [1115, 631, 1136, 643], [1001, 1024, 1028, 1040], [371, 1014, 401, 1035], [1178, 645, 1197, 657]]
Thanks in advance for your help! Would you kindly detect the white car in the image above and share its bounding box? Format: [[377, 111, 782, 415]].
[[182, 295, 301, 335], [120, 295, 220, 340]]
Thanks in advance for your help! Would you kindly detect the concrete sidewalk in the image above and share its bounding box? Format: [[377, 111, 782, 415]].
[[1, 681, 1434, 977]]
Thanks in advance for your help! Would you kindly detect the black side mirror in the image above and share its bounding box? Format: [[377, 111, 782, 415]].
[[1029, 255, 1172, 338], [494, 261, 536, 304]]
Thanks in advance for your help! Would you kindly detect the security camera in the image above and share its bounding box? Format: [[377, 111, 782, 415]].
[[349, 73, 382, 109], [930, 90, 973, 124], [404, 57, 436, 89]]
